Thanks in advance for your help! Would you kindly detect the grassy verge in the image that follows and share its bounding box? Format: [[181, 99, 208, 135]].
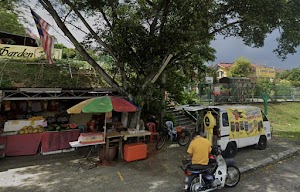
[[253, 102, 300, 141]]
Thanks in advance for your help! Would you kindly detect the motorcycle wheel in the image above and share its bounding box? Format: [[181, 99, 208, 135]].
[[156, 134, 167, 150], [225, 165, 240, 188], [178, 130, 191, 146], [190, 176, 205, 192]]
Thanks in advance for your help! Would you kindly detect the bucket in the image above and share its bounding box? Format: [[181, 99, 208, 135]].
[[99, 145, 117, 161]]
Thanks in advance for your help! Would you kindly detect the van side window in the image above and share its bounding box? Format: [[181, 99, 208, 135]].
[[222, 113, 229, 126], [261, 111, 268, 121]]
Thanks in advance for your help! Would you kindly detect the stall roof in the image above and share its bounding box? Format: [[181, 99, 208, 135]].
[[0, 31, 38, 47], [0, 87, 119, 101], [182, 105, 205, 112]]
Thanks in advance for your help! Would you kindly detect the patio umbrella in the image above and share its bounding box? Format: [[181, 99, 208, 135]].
[[67, 96, 138, 114]]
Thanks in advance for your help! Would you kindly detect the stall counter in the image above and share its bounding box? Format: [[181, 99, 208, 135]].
[[41, 129, 80, 153], [4, 133, 43, 156]]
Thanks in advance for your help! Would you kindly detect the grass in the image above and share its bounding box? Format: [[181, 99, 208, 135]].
[[252, 102, 300, 141]]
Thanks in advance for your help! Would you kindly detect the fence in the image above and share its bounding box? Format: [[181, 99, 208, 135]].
[[201, 85, 300, 104]]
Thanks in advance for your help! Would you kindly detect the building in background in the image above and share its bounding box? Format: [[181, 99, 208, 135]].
[[214, 62, 276, 81]]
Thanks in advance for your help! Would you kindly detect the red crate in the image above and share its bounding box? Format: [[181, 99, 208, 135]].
[[124, 143, 147, 162]]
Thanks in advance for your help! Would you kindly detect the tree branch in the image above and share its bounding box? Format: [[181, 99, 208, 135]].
[[39, 0, 127, 95], [64, 20, 88, 35], [141, 54, 173, 90], [159, 0, 171, 35], [62, 9, 72, 22], [149, 0, 165, 35], [209, 20, 242, 35], [99, 9, 112, 29], [62, 0, 117, 61], [62, 0, 129, 90]]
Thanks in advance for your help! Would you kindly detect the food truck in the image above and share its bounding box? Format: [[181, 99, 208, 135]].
[[183, 105, 272, 158]]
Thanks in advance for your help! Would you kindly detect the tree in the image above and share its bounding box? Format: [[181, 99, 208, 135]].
[[36, 0, 300, 126], [0, 2, 25, 35], [229, 57, 254, 77], [278, 68, 300, 87]]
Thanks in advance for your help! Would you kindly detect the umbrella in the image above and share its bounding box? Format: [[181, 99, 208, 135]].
[[67, 96, 138, 114]]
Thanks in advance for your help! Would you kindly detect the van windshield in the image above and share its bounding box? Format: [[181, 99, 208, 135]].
[[222, 113, 229, 126]]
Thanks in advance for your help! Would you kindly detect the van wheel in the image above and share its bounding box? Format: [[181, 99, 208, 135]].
[[257, 136, 267, 150], [223, 142, 237, 158]]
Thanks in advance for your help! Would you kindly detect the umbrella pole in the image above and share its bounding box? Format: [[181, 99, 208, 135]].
[[104, 112, 108, 161], [104, 113, 106, 138]]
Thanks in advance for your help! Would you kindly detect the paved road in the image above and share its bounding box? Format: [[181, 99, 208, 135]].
[[0, 138, 298, 192], [221, 154, 300, 192]]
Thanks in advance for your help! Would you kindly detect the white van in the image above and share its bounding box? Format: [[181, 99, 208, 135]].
[[183, 105, 272, 158]]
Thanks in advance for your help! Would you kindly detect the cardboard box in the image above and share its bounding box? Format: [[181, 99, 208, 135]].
[[124, 143, 147, 162]]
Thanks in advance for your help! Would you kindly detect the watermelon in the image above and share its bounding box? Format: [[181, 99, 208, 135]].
[[56, 126, 62, 131], [47, 125, 55, 131], [69, 123, 77, 129]]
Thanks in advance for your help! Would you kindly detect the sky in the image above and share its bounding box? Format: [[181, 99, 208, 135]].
[[26, 1, 299, 70]]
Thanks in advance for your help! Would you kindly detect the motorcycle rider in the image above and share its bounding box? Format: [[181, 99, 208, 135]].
[[187, 131, 212, 165], [184, 131, 212, 191]]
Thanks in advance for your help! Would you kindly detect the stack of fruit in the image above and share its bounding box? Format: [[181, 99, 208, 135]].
[[28, 116, 45, 121], [18, 125, 44, 134], [45, 123, 77, 132]]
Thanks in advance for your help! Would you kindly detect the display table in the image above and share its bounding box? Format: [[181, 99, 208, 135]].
[[121, 130, 151, 141], [69, 140, 106, 171], [4, 133, 43, 156], [41, 129, 80, 153]]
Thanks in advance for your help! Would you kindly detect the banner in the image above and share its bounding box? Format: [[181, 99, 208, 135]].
[[226, 107, 264, 139], [0, 44, 62, 60]]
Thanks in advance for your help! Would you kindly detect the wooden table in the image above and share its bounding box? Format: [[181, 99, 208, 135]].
[[105, 131, 124, 160], [121, 130, 151, 141]]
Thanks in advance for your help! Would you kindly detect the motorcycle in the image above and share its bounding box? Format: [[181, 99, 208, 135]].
[[181, 146, 240, 192]]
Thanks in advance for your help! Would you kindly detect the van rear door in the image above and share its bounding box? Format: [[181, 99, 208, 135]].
[[261, 111, 272, 140]]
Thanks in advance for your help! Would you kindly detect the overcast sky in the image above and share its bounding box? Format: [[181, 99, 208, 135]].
[[27, 1, 299, 70]]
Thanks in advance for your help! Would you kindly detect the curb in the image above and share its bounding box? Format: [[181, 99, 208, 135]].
[[240, 147, 300, 174]]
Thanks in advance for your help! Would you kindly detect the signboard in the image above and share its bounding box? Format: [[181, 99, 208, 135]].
[[227, 107, 264, 139], [256, 67, 276, 79], [205, 77, 213, 84], [0, 44, 62, 60]]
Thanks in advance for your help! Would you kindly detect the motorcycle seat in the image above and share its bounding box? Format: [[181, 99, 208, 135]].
[[188, 164, 209, 172]]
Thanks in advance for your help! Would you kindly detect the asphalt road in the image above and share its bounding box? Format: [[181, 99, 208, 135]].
[[221, 154, 300, 192]]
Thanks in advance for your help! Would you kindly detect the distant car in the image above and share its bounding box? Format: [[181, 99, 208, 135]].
[[183, 105, 272, 158]]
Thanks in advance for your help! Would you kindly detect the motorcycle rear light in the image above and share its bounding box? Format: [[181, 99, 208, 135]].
[[184, 170, 192, 176]]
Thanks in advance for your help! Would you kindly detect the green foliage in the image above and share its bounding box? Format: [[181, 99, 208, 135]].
[[278, 68, 300, 86], [255, 79, 275, 96], [40, 0, 300, 114], [54, 44, 77, 59], [229, 57, 253, 77], [0, 9, 25, 36], [162, 112, 176, 124], [0, 59, 108, 88], [274, 82, 293, 96], [253, 103, 300, 141], [180, 90, 201, 105]]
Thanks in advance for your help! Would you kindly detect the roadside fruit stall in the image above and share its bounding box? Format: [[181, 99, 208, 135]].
[[0, 116, 80, 156]]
